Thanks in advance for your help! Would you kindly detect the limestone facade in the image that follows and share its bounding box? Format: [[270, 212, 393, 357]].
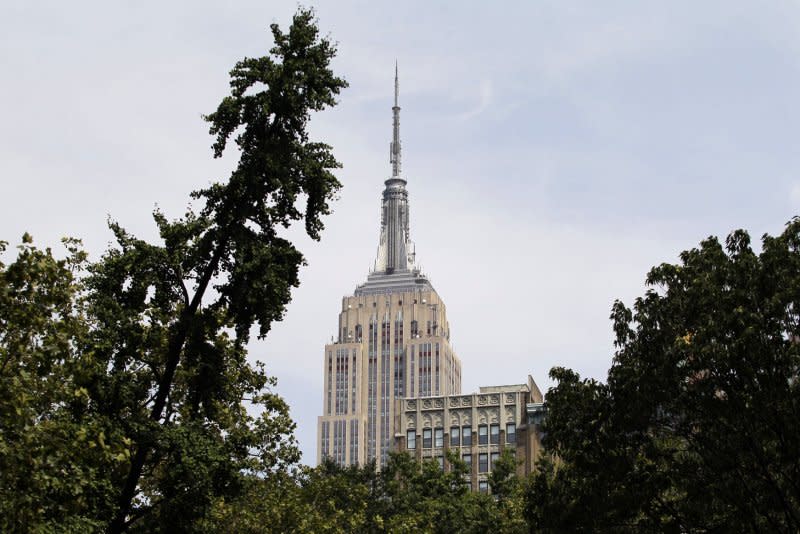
[[317, 288, 461, 467], [394, 377, 544, 491]]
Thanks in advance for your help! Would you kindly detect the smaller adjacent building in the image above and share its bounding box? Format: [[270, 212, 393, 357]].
[[394, 376, 544, 492]]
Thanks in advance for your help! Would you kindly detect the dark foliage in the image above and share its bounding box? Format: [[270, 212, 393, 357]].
[[528, 220, 800, 533]]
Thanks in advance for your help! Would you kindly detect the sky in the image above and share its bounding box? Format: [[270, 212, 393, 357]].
[[2, 1, 800, 464]]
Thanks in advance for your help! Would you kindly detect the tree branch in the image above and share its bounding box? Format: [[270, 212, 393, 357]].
[[109, 242, 225, 533]]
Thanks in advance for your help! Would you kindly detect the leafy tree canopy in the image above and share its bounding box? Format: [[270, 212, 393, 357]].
[[528, 220, 800, 533], [203, 451, 527, 534]]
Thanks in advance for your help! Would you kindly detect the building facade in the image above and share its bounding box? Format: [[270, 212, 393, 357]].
[[317, 68, 462, 468], [394, 377, 544, 492]]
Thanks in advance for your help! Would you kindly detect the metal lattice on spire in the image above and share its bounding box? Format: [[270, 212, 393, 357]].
[[390, 61, 401, 178]]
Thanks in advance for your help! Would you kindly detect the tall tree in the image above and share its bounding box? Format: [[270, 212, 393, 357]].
[[527, 220, 800, 532], [97, 9, 347, 531]]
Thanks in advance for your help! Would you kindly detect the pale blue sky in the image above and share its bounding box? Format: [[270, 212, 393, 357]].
[[2, 1, 799, 464]]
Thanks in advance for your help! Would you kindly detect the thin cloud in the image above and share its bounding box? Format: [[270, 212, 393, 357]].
[[455, 79, 493, 121]]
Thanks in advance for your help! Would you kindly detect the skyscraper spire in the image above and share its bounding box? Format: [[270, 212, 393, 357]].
[[390, 61, 401, 178], [354, 62, 432, 294]]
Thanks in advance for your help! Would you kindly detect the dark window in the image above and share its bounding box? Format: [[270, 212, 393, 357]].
[[478, 425, 488, 445], [479, 480, 488, 493], [463, 453, 472, 469], [491, 452, 500, 470], [490, 424, 500, 445], [478, 453, 488, 473], [410, 320, 418, 337], [462, 426, 472, 446], [423, 428, 432, 448], [450, 426, 460, 447], [407, 430, 416, 450], [434, 428, 444, 448], [506, 423, 516, 445]]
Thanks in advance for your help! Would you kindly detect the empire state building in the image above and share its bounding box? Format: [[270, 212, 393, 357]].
[[317, 68, 462, 467]]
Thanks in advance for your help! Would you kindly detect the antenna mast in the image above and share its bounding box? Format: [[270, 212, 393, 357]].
[[390, 62, 401, 178]]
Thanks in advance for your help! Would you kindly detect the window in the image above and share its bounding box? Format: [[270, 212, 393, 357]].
[[327, 353, 333, 416], [462, 426, 472, 446], [423, 428, 432, 448], [434, 428, 444, 448], [479, 480, 488, 494], [506, 423, 516, 445], [478, 425, 488, 445], [435, 344, 440, 395], [437, 456, 444, 470], [351, 352, 357, 413], [479, 453, 488, 473], [407, 430, 416, 450], [450, 426, 460, 447], [410, 320, 418, 337], [491, 452, 500, 470], [321, 422, 330, 458], [350, 419, 359, 465], [463, 453, 472, 470], [490, 424, 500, 445]]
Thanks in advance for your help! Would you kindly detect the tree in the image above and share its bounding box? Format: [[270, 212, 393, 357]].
[[379, 451, 483, 533], [527, 220, 800, 532], [201, 451, 515, 534], [0, 236, 119, 532], [99, 9, 346, 531], [488, 449, 527, 534], [0, 8, 346, 532]]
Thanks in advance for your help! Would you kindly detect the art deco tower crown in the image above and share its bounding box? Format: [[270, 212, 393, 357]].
[[356, 65, 432, 295]]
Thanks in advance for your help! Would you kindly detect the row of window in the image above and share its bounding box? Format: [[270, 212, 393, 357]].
[[425, 452, 501, 474], [457, 480, 491, 494], [406, 423, 516, 449], [341, 316, 445, 342], [356, 298, 422, 308]]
